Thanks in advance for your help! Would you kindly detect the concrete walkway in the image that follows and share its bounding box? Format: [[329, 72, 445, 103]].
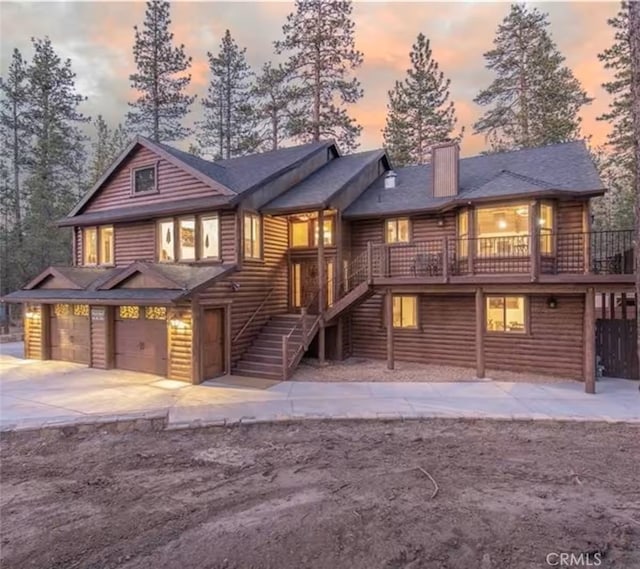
[[1, 342, 638, 431]]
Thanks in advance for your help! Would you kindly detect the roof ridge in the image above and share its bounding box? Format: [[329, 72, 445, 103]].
[[499, 169, 554, 189], [461, 139, 586, 162]]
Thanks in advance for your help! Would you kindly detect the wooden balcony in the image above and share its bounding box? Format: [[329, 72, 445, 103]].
[[370, 230, 635, 285]]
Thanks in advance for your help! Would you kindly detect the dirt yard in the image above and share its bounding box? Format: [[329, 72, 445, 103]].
[[2, 420, 639, 569], [294, 357, 568, 383]]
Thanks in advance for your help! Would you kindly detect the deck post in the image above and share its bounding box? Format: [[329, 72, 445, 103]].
[[442, 236, 449, 283], [582, 201, 591, 273], [367, 241, 373, 284], [301, 307, 308, 347], [282, 335, 289, 381], [318, 324, 326, 365], [468, 207, 476, 275], [318, 209, 325, 312], [475, 288, 485, 379], [385, 289, 394, 370], [529, 200, 540, 282], [584, 287, 596, 394]]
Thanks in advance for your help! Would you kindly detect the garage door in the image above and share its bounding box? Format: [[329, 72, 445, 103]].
[[115, 306, 167, 376], [50, 304, 90, 364]]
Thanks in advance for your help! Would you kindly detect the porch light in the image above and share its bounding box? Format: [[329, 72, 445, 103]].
[[169, 317, 188, 330], [547, 296, 558, 309], [25, 310, 40, 320]]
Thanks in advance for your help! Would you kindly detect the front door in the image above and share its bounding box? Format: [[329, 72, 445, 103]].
[[202, 308, 224, 379], [291, 260, 334, 313]]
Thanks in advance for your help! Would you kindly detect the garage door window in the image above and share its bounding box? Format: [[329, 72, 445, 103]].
[[54, 304, 72, 317], [73, 304, 89, 317], [145, 306, 167, 320], [119, 306, 140, 319]]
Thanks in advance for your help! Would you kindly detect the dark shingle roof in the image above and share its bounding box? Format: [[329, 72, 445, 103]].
[[3, 288, 180, 303], [156, 140, 333, 195], [344, 141, 603, 218], [262, 149, 384, 213]]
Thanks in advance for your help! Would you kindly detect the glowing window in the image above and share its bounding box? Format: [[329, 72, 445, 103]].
[[486, 296, 526, 333], [200, 215, 220, 259], [539, 203, 554, 255], [158, 220, 175, 262], [145, 306, 167, 320], [476, 204, 529, 256], [244, 213, 261, 259], [393, 295, 418, 328], [178, 217, 196, 261], [73, 304, 89, 317], [457, 210, 469, 258], [99, 226, 114, 265], [119, 306, 140, 319], [83, 228, 98, 265], [385, 218, 410, 244]]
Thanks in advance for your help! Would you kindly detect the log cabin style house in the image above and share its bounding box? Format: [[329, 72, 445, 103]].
[[5, 136, 636, 392]]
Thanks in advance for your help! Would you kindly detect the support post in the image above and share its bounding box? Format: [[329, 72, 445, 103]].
[[621, 293, 627, 320], [41, 304, 50, 361], [367, 241, 373, 284], [282, 335, 289, 381], [442, 236, 449, 283], [582, 201, 591, 273], [475, 288, 485, 379], [529, 200, 540, 282], [584, 287, 596, 394], [301, 306, 308, 346], [609, 292, 615, 320], [318, 209, 325, 313], [385, 289, 394, 370], [318, 324, 326, 365]]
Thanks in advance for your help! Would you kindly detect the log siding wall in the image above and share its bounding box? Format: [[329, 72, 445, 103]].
[[168, 308, 192, 381], [24, 305, 44, 360], [350, 293, 585, 378]]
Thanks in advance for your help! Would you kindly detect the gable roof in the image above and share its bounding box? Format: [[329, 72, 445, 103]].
[[261, 149, 386, 214], [344, 140, 604, 218]]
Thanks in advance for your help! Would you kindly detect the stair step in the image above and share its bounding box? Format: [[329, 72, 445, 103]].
[[231, 367, 282, 380], [234, 361, 283, 374]]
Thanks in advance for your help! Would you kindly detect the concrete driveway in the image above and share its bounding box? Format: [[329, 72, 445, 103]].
[[1, 342, 638, 431]]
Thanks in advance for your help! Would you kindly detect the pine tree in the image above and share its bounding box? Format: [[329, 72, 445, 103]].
[[252, 62, 298, 151], [275, 0, 363, 152], [89, 116, 130, 185], [127, 0, 195, 142], [473, 4, 592, 151], [0, 49, 30, 235], [383, 34, 462, 166], [593, 3, 635, 230], [197, 30, 258, 160], [22, 37, 89, 279]]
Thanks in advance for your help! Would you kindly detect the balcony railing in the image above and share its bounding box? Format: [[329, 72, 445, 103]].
[[370, 230, 635, 280]]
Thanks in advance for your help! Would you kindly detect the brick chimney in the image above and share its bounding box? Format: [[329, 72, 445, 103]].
[[431, 141, 459, 197]]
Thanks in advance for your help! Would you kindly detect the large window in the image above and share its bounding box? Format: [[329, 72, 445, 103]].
[[486, 296, 526, 333], [132, 165, 156, 194], [457, 210, 469, 258], [539, 203, 554, 255], [244, 213, 262, 259], [393, 295, 418, 329], [476, 204, 530, 257], [290, 213, 335, 248], [385, 218, 410, 244], [178, 217, 196, 261], [200, 215, 220, 259], [158, 219, 175, 262], [83, 226, 113, 266]]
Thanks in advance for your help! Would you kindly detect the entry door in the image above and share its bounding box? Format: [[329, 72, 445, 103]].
[[291, 260, 334, 313], [202, 308, 224, 379]]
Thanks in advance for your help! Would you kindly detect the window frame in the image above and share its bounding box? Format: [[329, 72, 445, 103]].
[[538, 201, 555, 256], [456, 209, 469, 259], [157, 218, 176, 263], [485, 295, 528, 335], [243, 212, 262, 260], [199, 214, 221, 260], [289, 213, 336, 249], [98, 225, 114, 266], [384, 218, 410, 245], [392, 294, 419, 329], [83, 227, 98, 266], [130, 163, 158, 196], [475, 202, 531, 258], [177, 216, 197, 262]]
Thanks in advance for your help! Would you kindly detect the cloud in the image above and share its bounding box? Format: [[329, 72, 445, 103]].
[[0, 0, 619, 156]]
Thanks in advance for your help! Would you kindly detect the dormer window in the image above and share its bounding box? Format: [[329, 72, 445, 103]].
[[132, 165, 157, 194]]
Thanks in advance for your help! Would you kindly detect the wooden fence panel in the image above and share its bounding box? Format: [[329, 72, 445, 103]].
[[596, 319, 639, 379]]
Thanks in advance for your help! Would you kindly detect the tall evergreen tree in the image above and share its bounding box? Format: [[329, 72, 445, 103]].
[[89, 116, 130, 185], [275, 0, 363, 152], [473, 3, 592, 151], [0, 49, 30, 235], [197, 30, 258, 160], [383, 34, 462, 166], [593, 3, 635, 230], [252, 62, 298, 151], [21, 37, 88, 279], [127, 0, 195, 142]]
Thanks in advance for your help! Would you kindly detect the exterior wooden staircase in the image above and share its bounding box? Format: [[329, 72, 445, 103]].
[[324, 280, 375, 323], [232, 313, 320, 379]]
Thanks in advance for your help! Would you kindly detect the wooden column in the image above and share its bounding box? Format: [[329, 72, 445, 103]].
[[385, 289, 394, 370], [40, 304, 51, 361], [584, 287, 596, 394], [582, 201, 591, 273], [335, 212, 343, 298], [529, 200, 540, 282], [475, 288, 485, 378], [609, 292, 616, 320], [317, 209, 326, 364], [442, 236, 449, 283], [191, 297, 202, 384]]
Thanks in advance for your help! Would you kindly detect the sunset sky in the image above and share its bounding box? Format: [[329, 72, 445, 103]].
[[0, 1, 621, 157]]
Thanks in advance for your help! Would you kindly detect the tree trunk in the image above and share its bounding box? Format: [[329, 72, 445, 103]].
[[629, 1, 640, 386], [312, 1, 322, 142], [11, 98, 21, 242]]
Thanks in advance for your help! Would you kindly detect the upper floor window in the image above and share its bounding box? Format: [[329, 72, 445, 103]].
[[290, 213, 335, 248], [486, 295, 526, 333], [393, 295, 418, 328], [385, 218, 410, 244], [178, 217, 196, 261], [244, 212, 262, 259], [476, 204, 529, 257], [83, 226, 113, 266], [158, 219, 175, 262], [200, 215, 220, 259], [157, 214, 221, 263], [132, 165, 157, 194], [457, 210, 469, 258], [539, 203, 554, 255]]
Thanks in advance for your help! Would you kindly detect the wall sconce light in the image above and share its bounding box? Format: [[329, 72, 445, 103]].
[[169, 317, 188, 330], [25, 310, 40, 320], [437, 217, 445, 227], [547, 296, 558, 309], [230, 281, 241, 292]]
